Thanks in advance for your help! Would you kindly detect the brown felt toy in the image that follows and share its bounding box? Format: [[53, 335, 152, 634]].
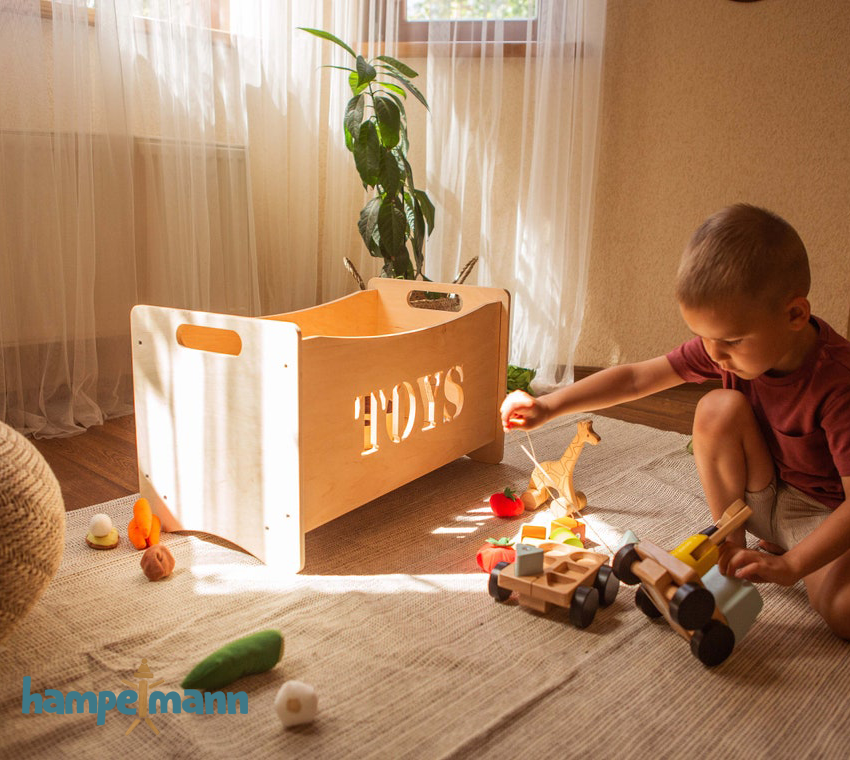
[[140, 544, 175, 581], [128, 497, 161, 550]]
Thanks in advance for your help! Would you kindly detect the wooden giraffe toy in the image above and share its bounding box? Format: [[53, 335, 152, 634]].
[[521, 419, 601, 515]]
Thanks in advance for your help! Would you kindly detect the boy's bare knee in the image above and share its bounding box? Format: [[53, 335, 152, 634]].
[[813, 601, 850, 640], [807, 559, 850, 640], [693, 389, 750, 437]]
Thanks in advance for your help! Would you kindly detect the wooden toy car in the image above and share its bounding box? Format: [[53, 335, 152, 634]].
[[488, 542, 619, 628], [612, 500, 763, 666]]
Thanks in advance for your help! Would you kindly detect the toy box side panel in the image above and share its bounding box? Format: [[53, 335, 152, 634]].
[[261, 289, 382, 338], [131, 305, 305, 571], [367, 277, 510, 332], [369, 278, 511, 464], [298, 302, 503, 532]]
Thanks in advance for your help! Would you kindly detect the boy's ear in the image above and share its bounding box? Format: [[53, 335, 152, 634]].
[[786, 296, 811, 330]]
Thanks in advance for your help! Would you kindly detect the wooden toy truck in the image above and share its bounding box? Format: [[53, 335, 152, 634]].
[[612, 500, 763, 666], [488, 543, 619, 629], [131, 279, 509, 572]]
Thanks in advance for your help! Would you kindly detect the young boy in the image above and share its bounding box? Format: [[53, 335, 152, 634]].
[[501, 204, 850, 639]]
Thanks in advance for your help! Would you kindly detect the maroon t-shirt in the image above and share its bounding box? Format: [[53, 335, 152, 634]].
[[667, 316, 850, 508]]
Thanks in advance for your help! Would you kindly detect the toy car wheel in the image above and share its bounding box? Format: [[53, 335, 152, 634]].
[[488, 561, 513, 602], [669, 583, 715, 630], [634, 585, 663, 618], [699, 525, 718, 537], [593, 564, 620, 607], [690, 620, 736, 666], [569, 585, 599, 628], [612, 543, 641, 585]]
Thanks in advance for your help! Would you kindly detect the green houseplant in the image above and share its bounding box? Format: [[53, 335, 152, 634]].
[[301, 28, 435, 280]]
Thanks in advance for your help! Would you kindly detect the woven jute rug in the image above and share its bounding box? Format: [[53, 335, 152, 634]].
[[1, 414, 847, 759]]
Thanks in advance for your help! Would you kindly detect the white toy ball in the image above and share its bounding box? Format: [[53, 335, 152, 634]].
[[274, 680, 317, 727], [88, 513, 114, 538]]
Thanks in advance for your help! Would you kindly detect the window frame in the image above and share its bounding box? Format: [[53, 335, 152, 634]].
[[373, 0, 540, 57], [36, 1, 230, 34]]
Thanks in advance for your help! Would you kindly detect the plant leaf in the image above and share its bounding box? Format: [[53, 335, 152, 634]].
[[378, 198, 407, 261], [403, 191, 416, 231], [344, 94, 365, 143], [299, 27, 357, 58], [378, 68, 429, 111], [353, 121, 381, 187], [379, 150, 401, 196], [374, 96, 401, 149], [412, 197, 426, 268], [414, 189, 435, 235], [404, 192, 425, 273], [376, 55, 419, 78], [355, 55, 377, 87], [396, 126, 409, 159], [349, 70, 369, 96], [357, 197, 382, 252], [377, 81, 407, 100], [320, 64, 356, 73]]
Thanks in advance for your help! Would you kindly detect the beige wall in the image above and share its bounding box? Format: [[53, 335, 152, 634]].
[[576, 0, 850, 367]]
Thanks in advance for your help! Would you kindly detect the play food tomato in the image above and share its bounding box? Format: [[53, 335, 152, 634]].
[[489, 488, 524, 517], [476, 538, 516, 573]]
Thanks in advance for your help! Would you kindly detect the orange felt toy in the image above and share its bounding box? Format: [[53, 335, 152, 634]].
[[128, 498, 161, 550]]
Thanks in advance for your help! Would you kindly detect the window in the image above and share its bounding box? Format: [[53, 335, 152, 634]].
[[397, 0, 538, 44], [405, 0, 536, 21], [38, 1, 230, 32]]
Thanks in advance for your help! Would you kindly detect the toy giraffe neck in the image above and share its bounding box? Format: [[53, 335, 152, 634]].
[[560, 421, 599, 503]]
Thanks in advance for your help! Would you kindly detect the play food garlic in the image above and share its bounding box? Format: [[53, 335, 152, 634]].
[[85, 513, 119, 550], [274, 680, 317, 727]]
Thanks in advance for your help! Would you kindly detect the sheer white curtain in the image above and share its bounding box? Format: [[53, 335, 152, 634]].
[[420, 1, 607, 390], [0, 0, 262, 436], [0, 1, 377, 437], [0, 0, 604, 437]]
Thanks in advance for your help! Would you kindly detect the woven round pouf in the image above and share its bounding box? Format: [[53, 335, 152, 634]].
[[0, 421, 65, 643]]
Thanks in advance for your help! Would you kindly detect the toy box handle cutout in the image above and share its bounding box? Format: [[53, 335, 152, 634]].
[[176, 324, 243, 356], [406, 290, 462, 312]]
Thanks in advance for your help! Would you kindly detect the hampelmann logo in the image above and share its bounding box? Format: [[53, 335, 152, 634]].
[[22, 659, 248, 734]]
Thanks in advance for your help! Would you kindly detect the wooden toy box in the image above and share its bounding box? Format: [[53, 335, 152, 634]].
[[131, 278, 510, 572]]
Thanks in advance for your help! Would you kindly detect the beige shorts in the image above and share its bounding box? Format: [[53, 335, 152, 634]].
[[744, 479, 833, 551]]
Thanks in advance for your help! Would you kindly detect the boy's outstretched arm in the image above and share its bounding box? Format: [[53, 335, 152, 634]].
[[724, 476, 850, 587], [501, 355, 684, 431]]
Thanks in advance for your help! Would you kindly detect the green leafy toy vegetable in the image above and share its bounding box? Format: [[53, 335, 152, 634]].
[[507, 365, 536, 394], [181, 629, 284, 691]]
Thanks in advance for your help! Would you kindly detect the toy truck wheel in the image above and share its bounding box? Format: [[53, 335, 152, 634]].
[[669, 583, 715, 630], [593, 564, 620, 607], [634, 585, 663, 618], [488, 561, 513, 602], [690, 620, 736, 666], [612, 543, 641, 585], [569, 585, 599, 629]]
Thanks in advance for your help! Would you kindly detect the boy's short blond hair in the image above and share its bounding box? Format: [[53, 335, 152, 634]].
[[675, 204, 810, 309]]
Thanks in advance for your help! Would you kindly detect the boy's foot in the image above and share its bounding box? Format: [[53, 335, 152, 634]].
[[757, 539, 785, 555]]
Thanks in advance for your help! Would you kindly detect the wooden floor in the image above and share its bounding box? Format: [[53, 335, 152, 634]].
[[31, 369, 716, 512]]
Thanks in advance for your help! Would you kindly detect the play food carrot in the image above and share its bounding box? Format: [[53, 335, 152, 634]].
[[133, 497, 153, 535], [128, 519, 148, 549], [148, 514, 161, 545], [181, 630, 284, 691], [128, 497, 161, 549]]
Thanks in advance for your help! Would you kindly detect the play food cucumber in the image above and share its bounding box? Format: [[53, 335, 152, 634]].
[[181, 629, 284, 691]]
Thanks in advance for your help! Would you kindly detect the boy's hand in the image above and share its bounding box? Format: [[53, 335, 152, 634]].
[[500, 390, 547, 431], [720, 544, 801, 586]]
